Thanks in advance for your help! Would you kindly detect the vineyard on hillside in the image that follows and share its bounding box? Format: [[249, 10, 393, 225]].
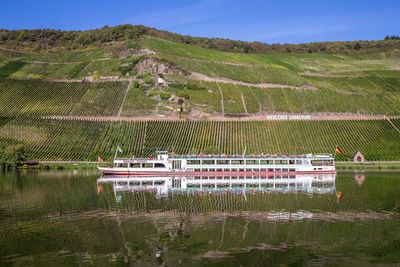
[[0, 117, 399, 161], [0, 79, 128, 117], [160, 53, 306, 86], [391, 118, 400, 131], [6, 48, 110, 63]]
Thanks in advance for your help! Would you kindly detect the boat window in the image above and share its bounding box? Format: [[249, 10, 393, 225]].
[[260, 168, 267, 172], [231, 160, 244, 165], [217, 160, 229, 165], [142, 163, 153, 168], [253, 168, 259, 171], [275, 168, 282, 172], [194, 168, 201, 172], [296, 160, 303, 165], [311, 160, 333, 166], [202, 160, 215, 165], [129, 163, 140, 168], [217, 168, 223, 172], [275, 160, 288, 165], [187, 160, 201, 165], [246, 160, 259, 165], [260, 160, 274, 165], [304, 160, 310, 165], [209, 168, 215, 172], [282, 168, 288, 172], [154, 163, 165, 168], [268, 168, 274, 172], [289, 160, 295, 165], [289, 168, 296, 172]]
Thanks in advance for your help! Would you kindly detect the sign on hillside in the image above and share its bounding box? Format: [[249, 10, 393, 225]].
[[266, 115, 311, 120]]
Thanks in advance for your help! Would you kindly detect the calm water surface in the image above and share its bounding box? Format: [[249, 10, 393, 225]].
[[1, 170, 400, 266]]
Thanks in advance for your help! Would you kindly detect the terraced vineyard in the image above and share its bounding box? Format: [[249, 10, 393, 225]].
[[0, 117, 399, 161], [391, 118, 400, 131], [69, 81, 128, 116], [3, 48, 110, 63], [1, 36, 400, 116], [0, 79, 128, 117]]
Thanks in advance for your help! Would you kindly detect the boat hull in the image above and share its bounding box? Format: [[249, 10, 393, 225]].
[[98, 167, 336, 176]]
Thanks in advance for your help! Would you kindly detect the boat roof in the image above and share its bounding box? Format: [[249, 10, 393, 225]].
[[115, 153, 334, 163]]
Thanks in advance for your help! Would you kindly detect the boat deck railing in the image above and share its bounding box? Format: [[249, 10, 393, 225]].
[[116, 153, 333, 162]]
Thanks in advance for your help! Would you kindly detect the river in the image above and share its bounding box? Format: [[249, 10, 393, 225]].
[[1, 170, 400, 265]]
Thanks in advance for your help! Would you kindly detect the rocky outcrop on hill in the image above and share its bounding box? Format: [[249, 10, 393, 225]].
[[134, 57, 186, 75]]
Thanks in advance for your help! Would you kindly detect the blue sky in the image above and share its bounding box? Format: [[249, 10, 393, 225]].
[[1, 0, 399, 43]]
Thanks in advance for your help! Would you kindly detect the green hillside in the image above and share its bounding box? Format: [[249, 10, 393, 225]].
[[1, 26, 400, 162], [1, 33, 400, 117]]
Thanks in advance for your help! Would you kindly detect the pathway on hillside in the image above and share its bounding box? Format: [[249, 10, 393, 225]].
[[240, 91, 248, 114], [387, 118, 400, 134], [164, 53, 253, 67], [117, 80, 133, 117], [281, 88, 293, 113], [43, 115, 400, 122], [298, 72, 349, 77], [215, 81, 225, 115], [42, 71, 315, 92], [188, 72, 317, 90]]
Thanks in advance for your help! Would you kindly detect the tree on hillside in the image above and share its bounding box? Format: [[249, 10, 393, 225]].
[[0, 144, 29, 168], [354, 41, 362, 50]]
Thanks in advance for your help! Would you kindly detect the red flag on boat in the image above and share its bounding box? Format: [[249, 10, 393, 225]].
[[98, 156, 104, 162]]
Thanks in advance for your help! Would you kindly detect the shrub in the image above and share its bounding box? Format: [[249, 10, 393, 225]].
[[169, 83, 185, 90], [187, 83, 206, 91], [138, 71, 153, 80], [177, 90, 189, 99], [160, 93, 171, 100], [126, 41, 141, 49], [144, 78, 154, 85], [149, 92, 159, 97]]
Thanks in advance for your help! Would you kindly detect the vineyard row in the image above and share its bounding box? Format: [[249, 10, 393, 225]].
[[1, 117, 399, 161]]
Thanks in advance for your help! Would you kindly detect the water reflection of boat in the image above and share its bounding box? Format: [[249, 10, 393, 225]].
[[97, 174, 336, 200]]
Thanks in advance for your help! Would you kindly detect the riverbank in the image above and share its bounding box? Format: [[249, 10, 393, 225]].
[[20, 162, 108, 170], [335, 162, 400, 170]]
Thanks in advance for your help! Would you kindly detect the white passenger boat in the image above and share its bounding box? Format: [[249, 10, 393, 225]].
[[98, 151, 336, 176]]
